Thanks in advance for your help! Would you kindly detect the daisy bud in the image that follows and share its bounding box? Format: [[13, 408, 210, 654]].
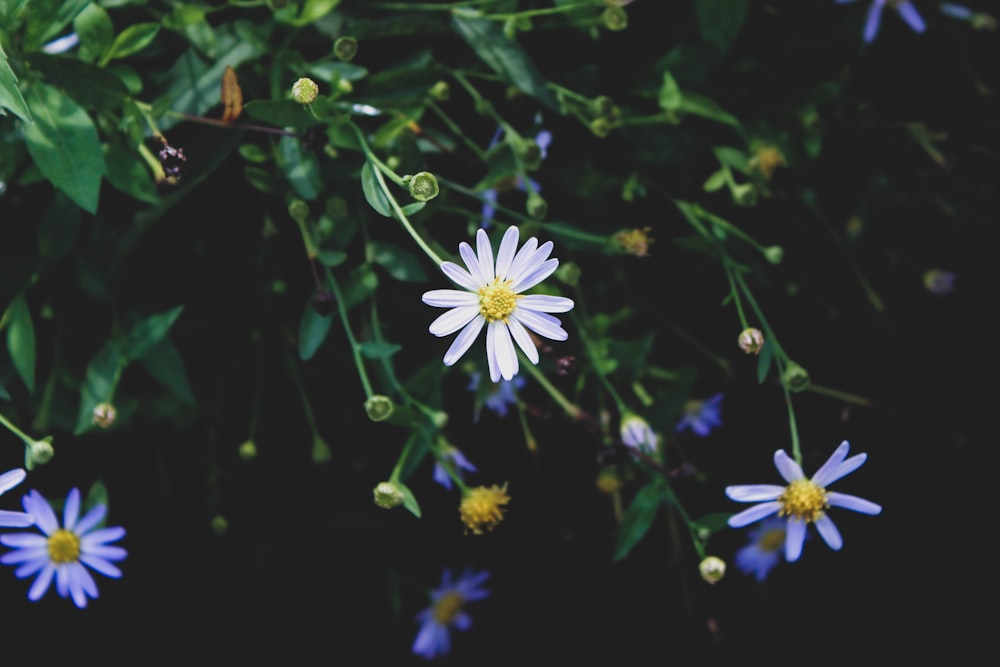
[[312, 435, 332, 464], [407, 172, 440, 202], [373, 481, 405, 509], [526, 191, 547, 220], [972, 13, 997, 30], [699, 556, 726, 584], [92, 402, 117, 428], [782, 361, 810, 393], [288, 199, 310, 222], [731, 182, 757, 207], [211, 514, 228, 536], [28, 438, 54, 466], [333, 36, 358, 62], [292, 77, 319, 105], [238, 440, 257, 461], [516, 138, 543, 171], [459, 484, 511, 535], [428, 81, 450, 102], [763, 245, 784, 265], [738, 327, 764, 355], [614, 227, 654, 257], [595, 467, 622, 495], [589, 95, 616, 118], [589, 117, 612, 138], [602, 6, 628, 31], [365, 395, 395, 422]]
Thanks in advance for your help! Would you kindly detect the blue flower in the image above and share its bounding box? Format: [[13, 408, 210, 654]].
[[620, 412, 659, 455], [413, 567, 490, 660], [480, 128, 551, 228], [735, 516, 787, 582], [468, 371, 525, 420], [725, 441, 882, 562], [434, 446, 478, 491], [0, 468, 33, 528], [675, 393, 723, 436], [0, 487, 127, 608], [836, 0, 926, 43]]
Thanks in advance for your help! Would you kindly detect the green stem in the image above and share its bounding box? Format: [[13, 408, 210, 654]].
[[425, 100, 488, 160], [806, 384, 873, 407], [569, 308, 627, 415], [0, 411, 35, 448], [322, 265, 375, 398], [520, 359, 581, 421]]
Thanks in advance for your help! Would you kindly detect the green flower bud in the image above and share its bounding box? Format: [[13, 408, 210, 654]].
[[516, 138, 543, 171], [373, 481, 405, 509], [336, 78, 353, 95], [731, 182, 758, 207], [312, 434, 332, 464], [333, 36, 358, 62], [211, 514, 228, 536], [782, 362, 811, 393], [291, 77, 319, 105], [972, 13, 997, 30], [526, 191, 548, 220], [590, 95, 616, 118], [288, 199, 310, 222], [589, 117, 612, 138], [474, 99, 494, 116], [238, 440, 257, 461], [365, 395, 395, 422], [430, 410, 449, 429], [429, 81, 450, 102], [28, 438, 54, 467], [763, 245, 784, 265], [407, 171, 439, 202], [555, 261, 581, 287], [699, 556, 726, 584], [602, 6, 628, 31]]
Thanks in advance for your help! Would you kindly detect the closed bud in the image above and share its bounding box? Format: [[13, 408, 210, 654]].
[[28, 438, 54, 467], [373, 481, 405, 509], [589, 117, 612, 138], [516, 138, 543, 171], [333, 36, 358, 61], [602, 6, 628, 31], [406, 171, 439, 202], [238, 440, 257, 461], [782, 362, 811, 392], [92, 402, 117, 429], [288, 199, 310, 222], [555, 261, 581, 287], [699, 556, 726, 584], [474, 99, 494, 116], [365, 395, 395, 422], [312, 435, 332, 463], [211, 514, 228, 536], [526, 192, 548, 220], [738, 327, 764, 355], [291, 77, 319, 104], [429, 81, 450, 101], [763, 245, 784, 265], [590, 95, 616, 118], [972, 13, 998, 30]]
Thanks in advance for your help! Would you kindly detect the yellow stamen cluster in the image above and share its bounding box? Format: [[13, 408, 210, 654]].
[[478, 280, 519, 323], [432, 591, 465, 625], [47, 529, 81, 564], [615, 227, 654, 258], [459, 484, 510, 535], [777, 479, 829, 523], [749, 146, 787, 180]]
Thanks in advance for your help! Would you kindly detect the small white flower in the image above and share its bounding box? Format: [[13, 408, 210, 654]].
[[725, 441, 882, 562], [422, 226, 574, 382]]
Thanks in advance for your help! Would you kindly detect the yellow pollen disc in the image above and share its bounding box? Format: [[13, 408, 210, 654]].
[[478, 279, 519, 323], [778, 479, 829, 523], [47, 529, 81, 564], [459, 484, 511, 535], [433, 591, 465, 625]]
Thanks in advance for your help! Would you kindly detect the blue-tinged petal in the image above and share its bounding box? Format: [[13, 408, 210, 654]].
[[896, 1, 926, 33], [819, 453, 867, 487], [422, 289, 479, 308], [508, 238, 552, 285], [73, 504, 107, 536], [518, 294, 574, 313], [835, 0, 861, 3], [81, 543, 128, 562], [63, 487, 81, 531], [0, 468, 26, 495], [480, 188, 497, 228], [506, 317, 539, 364], [15, 557, 48, 578], [490, 321, 518, 381], [452, 612, 472, 631], [495, 226, 519, 280], [440, 261, 480, 292], [430, 306, 480, 337], [511, 258, 559, 293], [475, 228, 496, 281], [74, 562, 99, 598], [809, 441, 851, 486], [55, 563, 70, 597], [0, 510, 34, 527], [814, 515, 843, 550], [24, 490, 59, 536], [827, 491, 883, 515], [864, 0, 886, 43], [81, 526, 125, 547], [80, 554, 122, 578], [785, 519, 807, 562], [413, 622, 450, 660], [505, 237, 539, 283], [773, 450, 805, 483], [511, 309, 567, 341], [939, 3, 973, 19], [28, 563, 55, 601], [0, 533, 47, 548], [536, 130, 552, 157], [459, 242, 488, 286], [443, 316, 485, 366], [725, 484, 784, 502], [1, 546, 48, 564], [727, 501, 782, 527]]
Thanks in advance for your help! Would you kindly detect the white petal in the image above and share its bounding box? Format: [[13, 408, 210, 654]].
[[511, 309, 567, 342], [429, 306, 480, 337], [727, 501, 781, 528], [785, 520, 807, 562], [443, 316, 485, 366], [490, 321, 518, 381], [0, 533, 46, 549], [460, 242, 488, 286], [63, 488, 81, 531], [476, 228, 496, 281], [774, 450, 805, 483], [24, 490, 58, 536], [506, 237, 540, 283], [486, 324, 501, 382], [0, 510, 34, 527], [809, 441, 850, 486], [0, 468, 26, 495], [511, 258, 559, 293], [814, 515, 843, 550], [422, 289, 479, 308], [725, 484, 785, 502], [827, 492, 882, 515], [815, 453, 867, 487], [518, 295, 574, 313], [28, 564, 55, 601], [440, 261, 480, 292], [495, 226, 519, 280], [506, 317, 538, 364]]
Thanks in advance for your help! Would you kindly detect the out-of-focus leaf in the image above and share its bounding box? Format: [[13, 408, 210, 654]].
[[104, 143, 161, 205], [713, 146, 749, 173], [696, 0, 751, 55], [161, 40, 259, 123], [702, 169, 728, 192], [26, 53, 129, 111], [74, 2, 113, 63], [358, 341, 401, 360], [318, 250, 347, 267], [692, 513, 733, 538], [100, 22, 160, 65], [22, 82, 105, 214], [343, 265, 378, 310], [139, 339, 195, 404], [0, 43, 31, 123], [369, 241, 428, 282], [299, 300, 332, 361], [220, 65, 243, 124], [243, 99, 323, 129], [279, 135, 320, 200], [75, 341, 125, 435], [0, 384, 9, 401], [680, 92, 741, 128], [658, 71, 683, 112], [4, 293, 36, 393], [120, 306, 184, 360], [756, 338, 774, 384], [276, 0, 342, 27], [23, 0, 90, 52], [37, 194, 83, 262], [613, 481, 662, 561], [361, 161, 393, 217], [451, 13, 559, 111], [398, 481, 422, 519]]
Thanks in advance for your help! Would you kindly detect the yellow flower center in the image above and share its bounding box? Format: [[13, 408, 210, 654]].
[[459, 484, 511, 535], [777, 479, 829, 523], [432, 591, 465, 625], [759, 526, 787, 552], [478, 279, 519, 323], [47, 529, 81, 564]]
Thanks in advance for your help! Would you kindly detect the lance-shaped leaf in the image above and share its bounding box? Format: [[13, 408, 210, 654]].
[[99, 22, 160, 66], [4, 293, 36, 393], [0, 43, 31, 122], [299, 300, 333, 361], [613, 481, 663, 561], [120, 306, 185, 360], [75, 340, 125, 435]]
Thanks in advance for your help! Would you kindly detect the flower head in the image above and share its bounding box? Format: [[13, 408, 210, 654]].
[[735, 515, 787, 582], [725, 441, 882, 562], [0, 487, 127, 608], [459, 484, 510, 535], [923, 269, 956, 295], [0, 469, 33, 528], [738, 327, 765, 355], [433, 446, 477, 491], [698, 556, 727, 584], [620, 412, 659, 455], [836, 0, 926, 43], [422, 226, 574, 383], [675, 393, 724, 436], [413, 567, 490, 660], [468, 371, 525, 420]]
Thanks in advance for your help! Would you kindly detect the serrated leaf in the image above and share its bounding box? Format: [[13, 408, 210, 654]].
[[299, 300, 332, 361], [613, 482, 662, 561], [5, 293, 36, 393], [75, 341, 125, 435], [369, 241, 428, 282], [451, 13, 558, 111], [358, 341, 401, 360], [100, 22, 160, 65], [0, 43, 31, 122], [360, 161, 393, 217], [22, 82, 105, 214], [120, 306, 184, 360]]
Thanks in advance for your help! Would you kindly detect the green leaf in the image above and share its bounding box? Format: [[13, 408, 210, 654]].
[[242, 99, 325, 129], [702, 169, 728, 193], [400, 201, 426, 216], [5, 293, 36, 393], [613, 482, 662, 561], [691, 512, 733, 537], [279, 135, 320, 200], [139, 339, 195, 404], [343, 265, 378, 310], [358, 341, 401, 360], [0, 383, 9, 401], [278, 0, 343, 27], [23, 0, 90, 52], [75, 341, 125, 435], [120, 306, 184, 361], [696, 0, 751, 55], [712, 146, 749, 174], [100, 22, 160, 65], [756, 338, 774, 384], [397, 481, 422, 519], [26, 53, 130, 111], [0, 43, 31, 123], [104, 143, 161, 204], [451, 14, 559, 111], [318, 250, 347, 268], [22, 82, 105, 214], [658, 71, 683, 112], [37, 194, 83, 263], [299, 301, 332, 361], [360, 161, 393, 217], [369, 241, 428, 282], [73, 2, 114, 63], [680, 92, 741, 128]]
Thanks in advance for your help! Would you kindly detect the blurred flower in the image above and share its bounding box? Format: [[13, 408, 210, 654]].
[[698, 556, 727, 584], [413, 567, 490, 660], [620, 412, 659, 455], [468, 371, 524, 420], [735, 515, 787, 582], [738, 327, 765, 355], [0, 487, 127, 608], [939, 2, 973, 19], [422, 226, 574, 382], [614, 227, 654, 257], [481, 128, 551, 228], [923, 269, 956, 295], [0, 469, 32, 528], [459, 484, 510, 535], [41, 32, 80, 54], [836, 0, 926, 43], [675, 393, 724, 436], [92, 402, 117, 429], [725, 441, 882, 562], [433, 446, 477, 491], [748, 145, 786, 179]]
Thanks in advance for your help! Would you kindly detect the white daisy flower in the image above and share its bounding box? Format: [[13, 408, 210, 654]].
[[422, 226, 575, 382], [725, 440, 882, 562]]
